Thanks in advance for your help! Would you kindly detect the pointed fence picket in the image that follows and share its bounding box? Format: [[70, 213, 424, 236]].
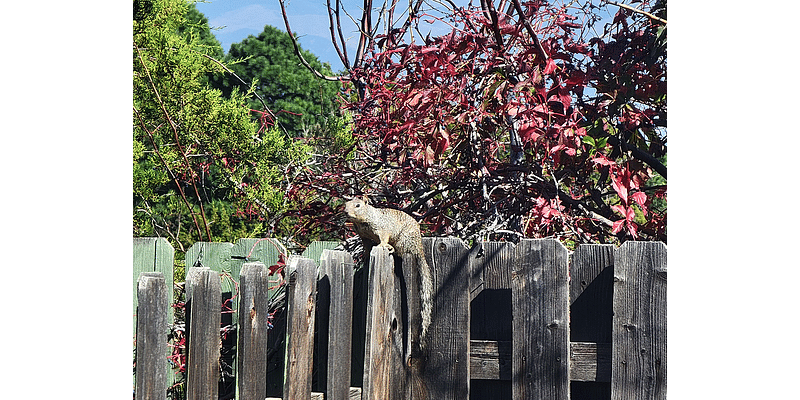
[[133, 238, 666, 400]]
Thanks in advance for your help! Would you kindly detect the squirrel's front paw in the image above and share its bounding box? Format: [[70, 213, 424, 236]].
[[379, 243, 395, 254]]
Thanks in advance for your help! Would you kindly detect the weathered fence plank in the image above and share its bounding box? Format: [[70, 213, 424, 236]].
[[185, 241, 236, 301], [362, 246, 407, 400], [237, 262, 271, 400], [132, 238, 176, 394], [185, 241, 238, 397], [421, 237, 470, 400], [135, 272, 169, 400], [185, 267, 222, 400], [570, 244, 615, 399], [612, 242, 667, 400], [512, 239, 570, 400], [132, 238, 174, 334], [315, 250, 356, 400], [232, 238, 287, 303], [470, 339, 512, 380], [133, 238, 667, 399], [468, 241, 514, 400], [283, 256, 318, 400]]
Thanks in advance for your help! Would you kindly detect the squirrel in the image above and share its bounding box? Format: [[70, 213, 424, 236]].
[[344, 196, 433, 356]]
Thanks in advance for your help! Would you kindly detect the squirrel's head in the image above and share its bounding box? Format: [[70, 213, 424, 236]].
[[343, 196, 370, 221]]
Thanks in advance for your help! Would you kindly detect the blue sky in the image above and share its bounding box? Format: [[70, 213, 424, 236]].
[[194, 0, 465, 73], [195, 0, 384, 73], [193, 0, 621, 74]]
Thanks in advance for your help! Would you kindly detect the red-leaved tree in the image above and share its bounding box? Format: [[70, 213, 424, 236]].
[[279, 0, 666, 246]]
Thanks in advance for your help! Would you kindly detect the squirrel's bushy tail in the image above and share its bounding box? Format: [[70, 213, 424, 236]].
[[419, 258, 433, 346]]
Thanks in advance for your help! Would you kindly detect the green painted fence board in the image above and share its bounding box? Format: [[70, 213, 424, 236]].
[[302, 241, 341, 264], [133, 237, 174, 335], [185, 242, 236, 321], [133, 238, 175, 395], [232, 238, 287, 309]]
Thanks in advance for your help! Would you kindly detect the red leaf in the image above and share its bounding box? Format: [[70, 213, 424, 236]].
[[627, 221, 639, 239], [611, 219, 625, 234], [268, 253, 286, 276], [611, 176, 628, 204], [565, 70, 587, 87], [611, 168, 632, 204], [631, 192, 648, 216], [591, 155, 614, 166], [544, 58, 558, 75], [519, 122, 541, 142], [625, 205, 636, 222], [407, 91, 424, 107]]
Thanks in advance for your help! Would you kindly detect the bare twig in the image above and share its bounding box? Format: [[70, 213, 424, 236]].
[[510, 0, 549, 62], [327, 0, 351, 69], [353, 0, 374, 68], [277, 0, 346, 82], [606, 1, 667, 24], [398, 0, 426, 35], [480, 0, 505, 50], [197, 53, 268, 110]]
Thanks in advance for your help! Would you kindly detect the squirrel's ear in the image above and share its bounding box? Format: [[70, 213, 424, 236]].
[[360, 195, 370, 204]]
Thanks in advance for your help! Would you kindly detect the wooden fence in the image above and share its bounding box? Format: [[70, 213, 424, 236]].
[[133, 237, 666, 400]]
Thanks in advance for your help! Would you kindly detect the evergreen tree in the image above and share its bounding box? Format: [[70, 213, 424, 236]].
[[218, 25, 342, 137], [133, 0, 311, 253]]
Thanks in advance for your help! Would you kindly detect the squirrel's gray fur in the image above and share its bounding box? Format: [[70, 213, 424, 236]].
[[344, 196, 433, 350]]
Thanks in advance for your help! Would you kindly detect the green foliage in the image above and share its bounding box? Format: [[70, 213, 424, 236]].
[[181, 4, 224, 61], [133, 0, 313, 255], [216, 25, 342, 137], [325, 111, 356, 156]]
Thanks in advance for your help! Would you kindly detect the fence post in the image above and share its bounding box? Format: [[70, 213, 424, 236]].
[[418, 237, 470, 400], [303, 241, 342, 264], [362, 246, 407, 400], [570, 244, 615, 387], [512, 239, 570, 400], [237, 262, 271, 400], [316, 250, 355, 400], [612, 242, 667, 400], [133, 238, 174, 335], [186, 267, 222, 400], [283, 257, 318, 400], [135, 272, 168, 400]]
